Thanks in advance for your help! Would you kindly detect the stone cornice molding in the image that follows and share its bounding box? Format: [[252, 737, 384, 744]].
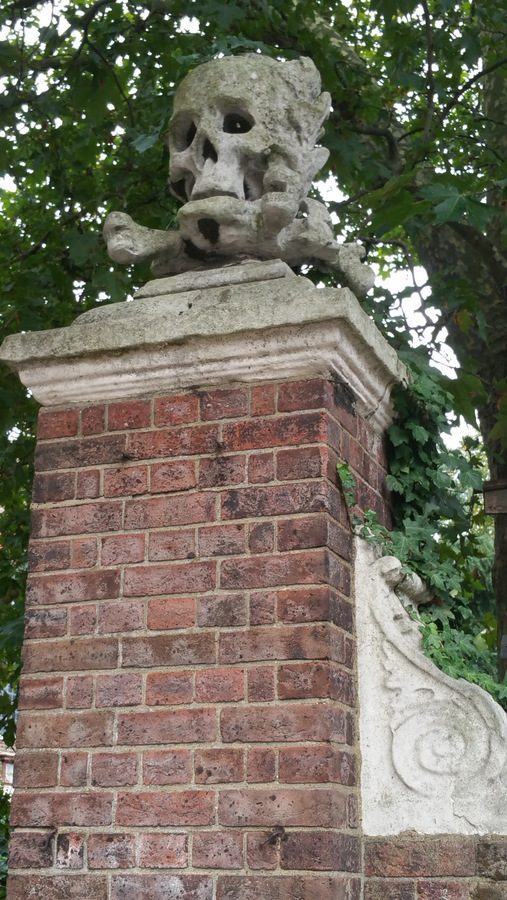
[[0, 264, 406, 431]]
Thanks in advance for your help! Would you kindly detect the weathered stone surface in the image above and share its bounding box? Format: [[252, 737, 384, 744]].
[[0, 273, 405, 431], [102, 53, 374, 293]]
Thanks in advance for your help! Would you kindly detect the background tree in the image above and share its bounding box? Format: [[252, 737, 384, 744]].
[[0, 0, 505, 889]]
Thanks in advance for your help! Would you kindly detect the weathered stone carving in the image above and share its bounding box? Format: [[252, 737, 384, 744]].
[[356, 539, 507, 835], [103, 54, 374, 296]]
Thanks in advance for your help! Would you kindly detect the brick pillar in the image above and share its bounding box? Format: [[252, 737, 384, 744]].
[[7, 376, 390, 899]]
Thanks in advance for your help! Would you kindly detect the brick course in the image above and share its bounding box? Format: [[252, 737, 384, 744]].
[[9, 377, 503, 898]]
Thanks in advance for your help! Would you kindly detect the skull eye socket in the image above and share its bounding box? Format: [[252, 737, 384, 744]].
[[171, 118, 197, 151], [223, 112, 253, 134]]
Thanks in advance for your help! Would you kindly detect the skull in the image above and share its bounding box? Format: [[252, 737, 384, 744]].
[[166, 54, 331, 259]]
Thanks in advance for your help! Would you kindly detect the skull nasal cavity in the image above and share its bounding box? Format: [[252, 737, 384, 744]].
[[198, 218, 219, 244], [203, 139, 218, 163]]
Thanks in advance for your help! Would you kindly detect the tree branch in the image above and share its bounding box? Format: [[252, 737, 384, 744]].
[[440, 56, 507, 122], [421, 0, 436, 141]]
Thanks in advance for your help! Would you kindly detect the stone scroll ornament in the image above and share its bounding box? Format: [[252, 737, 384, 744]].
[[357, 541, 507, 835], [103, 54, 374, 297]]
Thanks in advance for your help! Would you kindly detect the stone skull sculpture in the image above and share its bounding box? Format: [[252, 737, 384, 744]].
[[103, 53, 374, 296]]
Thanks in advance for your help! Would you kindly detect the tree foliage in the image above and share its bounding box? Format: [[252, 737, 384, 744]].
[[0, 1, 506, 889]]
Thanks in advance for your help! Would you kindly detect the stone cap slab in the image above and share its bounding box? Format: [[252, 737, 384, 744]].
[[0, 263, 406, 432]]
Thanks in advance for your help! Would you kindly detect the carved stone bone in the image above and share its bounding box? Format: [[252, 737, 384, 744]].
[[103, 54, 374, 297]]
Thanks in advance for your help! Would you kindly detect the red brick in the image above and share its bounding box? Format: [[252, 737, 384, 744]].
[[154, 393, 199, 426], [277, 515, 328, 551], [35, 435, 127, 474], [277, 445, 327, 480], [248, 452, 275, 483], [19, 676, 63, 709], [364, 884, 416, 900], [104, 465, 148, 496], [278, 378, 331, 412], [124, 560, 216, 597], [221, 704, 345, 744], [200, 387, 248, 420], [9, 830, 54, 868], [32, 501, 122, 537], [66, 674, 93, 708], [195, 749, 244, 784], [108, 399, 151, 430], [248, 665, 275, 701], [220, 549, 329, 591], [364, 838, 477, 877], [96, 673, 142, 707], [70, 537, 98, 568], [477, 839, 507, 879], [88, 833, 136, 869], [193, 832, 243, 869], [57, 830, 84, 869], [82, 405, 105, 435], [28, 538, 71, 572], [33, 471, 75, 503], [199, 455, 246, 488], [279, 745, 354, 784], [13, 750, 58, 788], [199, 523, 246, 556], [246, 831, 278, 869], [195, 667, 245, 703], [68, 604, 97, 635], [148, 529, 196, 561], [247, 748, 276, 783], [16, 710, 114, 749], [117, 708, 216, 745], [8, 874, 107, 900], [24, 607, 67, 639], [251, 384, 276, 416], [60, 751, 88, 787], [218, 788, 346, 827], [143, 749, 191, 785], [221, 411, 326, 452], [138, 833, 188, 868], [219, 623, 340, 664], [10, 791, 112, 827], [249, 521, 274, 553], [23, 637, 118, 673], [151, 459, 196, 493], [280, 832, 360, 871], [146, 671, 193, 705], [277, 586, 331, 623], [216, 875, 357, 900], [115, 790, 215, 826], [197, 593, 247, 627], [110, 874, 212, 900], [92, 752, 138, 786], [277, 661, 355, 704], [416, 884, 469, 900], [147, 597, 196, 630], [125, 493, 215, 530], [97, 600, 144, 633], [279, 746, 356, 785], [249, 591, 277, 625], [122, 632, 215, 667], [76, 468, 100, 499], [27, 569, 120, 605], [101, 533, 145, 565], [127, 424, 218, 460], [222, 482, 327, 520], [38, 408, 79, 440]]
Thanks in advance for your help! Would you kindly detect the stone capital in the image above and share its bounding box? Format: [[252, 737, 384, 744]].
[[0, 262, 405, 432]]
